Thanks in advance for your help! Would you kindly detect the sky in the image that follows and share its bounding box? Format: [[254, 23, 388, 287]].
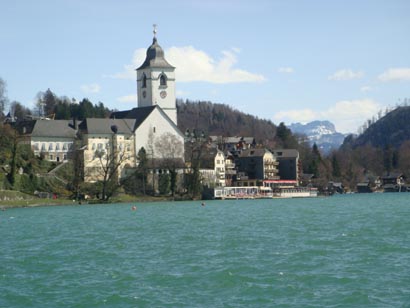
[[1, 0, 409, 133]]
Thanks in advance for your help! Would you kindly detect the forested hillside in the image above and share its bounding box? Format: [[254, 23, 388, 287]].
[[346, 106, 410, 149], [176, 99, 279, 145]]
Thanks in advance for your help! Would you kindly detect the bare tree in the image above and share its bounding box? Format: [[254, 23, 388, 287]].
[[154, 132, 184, 197], [85, 137, 128, 201], [0, 77, 9, 117]]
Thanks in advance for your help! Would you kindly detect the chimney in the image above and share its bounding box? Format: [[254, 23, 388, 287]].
[[69, 117, 77, 130]]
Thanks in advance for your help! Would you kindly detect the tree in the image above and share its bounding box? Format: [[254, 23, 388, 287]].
[[398, 141, 410, 178], [154, 132, 184, 197], [137, 147, 148, 195], [0, 78, 9, 117], [9, 101, 32, 120], [0, 124, 20, 186], [69, 140, 85, 200], [383, 145, 393, 174], [275, 122, 298, 148], [184, 130, 207, 199], [85, 136, 128, 201], [35, 88, 58, 117], [331, 153, 341, 178], [78, 98, 94, 119]]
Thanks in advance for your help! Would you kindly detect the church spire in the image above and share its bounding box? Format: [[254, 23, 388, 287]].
[[153, 24, 157, 39], [137, 25, 174, 70]]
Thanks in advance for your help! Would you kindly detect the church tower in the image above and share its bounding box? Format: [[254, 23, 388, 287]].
[[136, 25, 177, 125]]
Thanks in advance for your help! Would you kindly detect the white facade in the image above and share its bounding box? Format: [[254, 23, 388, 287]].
[[214, 150, 226, 187], [83, 133, 135, 182], [31, 137, 74, 162], [133, 107, 184, 159], [136, 32, 177, 126], [137, 69, 177, 125]]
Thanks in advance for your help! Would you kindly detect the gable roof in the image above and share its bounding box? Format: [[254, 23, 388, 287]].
[[30, 120, 76, 138], [110, 106, 156, 130], [239, 148, 272, 158], [78, 118, 135, 135], [110, 105, 184, 138], [272, 149, 299, 159]]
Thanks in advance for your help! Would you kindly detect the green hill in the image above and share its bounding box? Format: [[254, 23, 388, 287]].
[[348, 106, 410, 149], [177, 99, 278, 144]]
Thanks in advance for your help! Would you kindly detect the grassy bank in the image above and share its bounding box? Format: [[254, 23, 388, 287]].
[[0, 190, 175, 209]]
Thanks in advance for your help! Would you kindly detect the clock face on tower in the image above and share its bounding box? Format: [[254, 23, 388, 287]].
[[160, 90, 167, 99]]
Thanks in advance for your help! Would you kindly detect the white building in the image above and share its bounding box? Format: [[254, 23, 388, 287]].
[[136, 28, 177, 125], [214, 150, 226, 187], [78, 118, 136, 182], [17, 120, 76, 162], [111, 28, 184, 163]]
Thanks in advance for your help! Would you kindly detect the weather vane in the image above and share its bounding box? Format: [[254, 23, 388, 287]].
[[153, 24, 157, 38]]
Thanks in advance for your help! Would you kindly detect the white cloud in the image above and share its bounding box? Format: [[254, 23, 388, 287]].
[[107, 49, 146, 79], [328, 69, 364, 81], [360, 86, 372, 92], [81, 83, 101, 93], [273, 99, 382, 133], [117, 94, 137, 103], [378, 68, 410, 82], [278, 67, 294, 74], [110, 46, 265, 84], [176, 89, 189, 97]]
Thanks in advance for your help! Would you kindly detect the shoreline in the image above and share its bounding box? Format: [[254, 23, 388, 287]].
[[0, 194, 180, 209]]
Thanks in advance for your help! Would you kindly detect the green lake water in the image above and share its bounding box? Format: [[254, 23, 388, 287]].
[[1, 193, 410, 307]]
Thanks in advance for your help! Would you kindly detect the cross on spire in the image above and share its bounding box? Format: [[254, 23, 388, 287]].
[[153, 24, 157, 38]]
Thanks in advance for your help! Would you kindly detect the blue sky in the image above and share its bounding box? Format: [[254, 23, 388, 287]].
[[1, 0, 409, 133]]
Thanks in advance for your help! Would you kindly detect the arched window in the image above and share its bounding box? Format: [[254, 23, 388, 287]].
[[142, 73, 147, 88], [160, 74, 167, 86]]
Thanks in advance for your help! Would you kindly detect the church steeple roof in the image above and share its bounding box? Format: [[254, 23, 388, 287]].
[[137, 25, 174, 70]]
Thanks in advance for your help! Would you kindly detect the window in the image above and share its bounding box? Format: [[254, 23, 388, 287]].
[[56, 143, 60, 151], [142, 73, 147, 88], [41, 143, 46, 151], [63, 154, 67, 160], [49, 143, 53, 151], [62, 143, 67, 150], [98, 143, 103, 150], [160, 74, 167, 86], [49, 155, 53, 160], [92, 143, 96, 150], [153, 127, 156, 133]]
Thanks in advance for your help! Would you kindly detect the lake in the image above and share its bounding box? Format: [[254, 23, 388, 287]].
[[1, 193, 409, 307]]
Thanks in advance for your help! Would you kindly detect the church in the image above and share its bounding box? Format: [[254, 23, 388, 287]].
[[79, 28, 185, 181], [110, 27, 184, 157]]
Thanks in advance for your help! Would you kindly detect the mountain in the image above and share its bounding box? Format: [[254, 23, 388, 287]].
[[347, 106, 410, 149], [289, 120, 346, 153]]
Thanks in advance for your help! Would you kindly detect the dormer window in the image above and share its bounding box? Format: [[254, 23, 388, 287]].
[[142, 73, 147, 88], [159, 73, 167, 87]]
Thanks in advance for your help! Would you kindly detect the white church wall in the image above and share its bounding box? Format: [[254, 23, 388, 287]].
[[134, 108, 184, 160]]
